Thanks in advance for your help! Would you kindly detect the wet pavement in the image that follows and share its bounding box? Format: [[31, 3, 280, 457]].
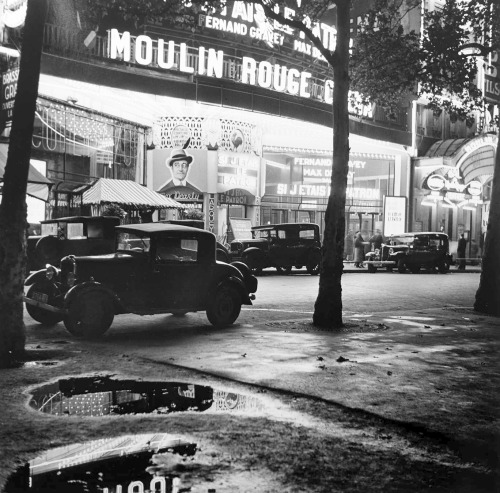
[[1, 271, 499, 492]]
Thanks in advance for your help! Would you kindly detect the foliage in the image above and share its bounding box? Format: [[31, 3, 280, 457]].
[[182, 208, 204, 220], [101, 202, 126, 218]]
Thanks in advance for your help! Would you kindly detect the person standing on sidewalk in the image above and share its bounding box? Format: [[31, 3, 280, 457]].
[[457, 233, 467, 270], [344, 230, 354, 261], [354, 231, 366, 268]]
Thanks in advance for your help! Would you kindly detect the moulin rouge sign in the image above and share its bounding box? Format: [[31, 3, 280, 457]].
[[106, 3, 370, 113]]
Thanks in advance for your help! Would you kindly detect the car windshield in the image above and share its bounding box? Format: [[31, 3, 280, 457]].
[[387, 235, 414, 245], [116, 232, 151, 253], [253, 229, 272, 240]]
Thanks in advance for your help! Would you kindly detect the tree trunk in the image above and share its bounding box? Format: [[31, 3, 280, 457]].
[[313, 0, 351, 328], [0, 0, 48, 368], [474, 137, 500, 316]]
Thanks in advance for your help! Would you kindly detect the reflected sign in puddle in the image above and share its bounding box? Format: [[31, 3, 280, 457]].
[[29, 376, 264, 416], [5, 433, 196, 492]]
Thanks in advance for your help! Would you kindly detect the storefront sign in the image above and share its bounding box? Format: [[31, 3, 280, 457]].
[[0, 65, 19, 133], [383, 196, 406, 236], [485, 50, 500, 104], [425, 170, 483, 199], [217, 152, 259, 194], [218, 188, 251, 204], [164, 190, 203, 202], [276, 183, 380, 199], [199, 1, 336, 56], [208, 193, 215, 232], [229, 217, 253, 239], [107, 30, 370, 113]]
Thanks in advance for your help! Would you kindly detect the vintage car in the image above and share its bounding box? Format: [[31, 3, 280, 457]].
[[230, 223, 321, 275], [27, 216, 121, 272], [24, 224, 258, 338], [159, 219, 230, 263], [364, 232, 453, 274]]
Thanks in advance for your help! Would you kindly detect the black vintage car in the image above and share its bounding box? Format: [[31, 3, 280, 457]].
[[24, 224, 257, 337], [230, 223, 321, 275], [364, 232, 453, 274], [27, 216, 121, 272]]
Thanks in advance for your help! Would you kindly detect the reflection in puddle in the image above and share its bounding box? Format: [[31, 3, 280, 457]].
[[29, 376, 264, 416], [5, 433, 196, 492]]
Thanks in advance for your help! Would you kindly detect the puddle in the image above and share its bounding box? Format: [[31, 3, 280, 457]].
[[24, 361, 60, 367], [29, 376, 264, 416], [4, 433, 197, 492]]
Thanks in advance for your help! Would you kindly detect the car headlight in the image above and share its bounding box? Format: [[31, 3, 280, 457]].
[[45, 265, 58, 280], [67, 272, 77, 287]]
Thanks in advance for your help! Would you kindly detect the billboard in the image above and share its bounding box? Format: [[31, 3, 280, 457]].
[[383, 196, 407, 236]]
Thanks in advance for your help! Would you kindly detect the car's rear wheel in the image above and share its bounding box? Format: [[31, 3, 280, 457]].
[[207, 286, 241, 328], [25, 284, 63, 326], [276, 266, 292, 275], [409, 264, 421, 274], [367, 264, 377, 273], [64, 290, 114, 338], [386, 266, 394, 272], [438, 259, 450, 274], [306, 250, 321, 275], [397, 258, 406, 273]]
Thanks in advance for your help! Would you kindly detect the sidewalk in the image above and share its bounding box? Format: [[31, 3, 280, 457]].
[[342, 260, 482, 273], [1, 303, 498, 491]]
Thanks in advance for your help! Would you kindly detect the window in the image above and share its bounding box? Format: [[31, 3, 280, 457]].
[[155, 238, 198, 263], [299, 229, 315, 239]]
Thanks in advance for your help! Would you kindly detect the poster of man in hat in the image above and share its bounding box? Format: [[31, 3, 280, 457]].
[[157, 148, 202, 193]]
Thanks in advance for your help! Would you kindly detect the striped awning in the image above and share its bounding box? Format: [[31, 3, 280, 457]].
[[82, 178, 183, 210]]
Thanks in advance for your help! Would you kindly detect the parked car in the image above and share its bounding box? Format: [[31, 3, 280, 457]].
[[230, 223, 321, 275], [159, 219, 230, 263], [27, 216, 121, 272], [364, 232, 453, 274], [24, 223, 258, 337]]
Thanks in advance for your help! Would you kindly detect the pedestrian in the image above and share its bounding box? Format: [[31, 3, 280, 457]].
[[457, 233, 467, 270], [344, 230, 354, 261], [369, 229, 384, 250], [354, 231, 366, 268]]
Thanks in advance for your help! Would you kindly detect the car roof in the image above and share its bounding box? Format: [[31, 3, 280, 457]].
[[390, 232, 448, 237], [41, 216, 121, 224], [252, 223, 319, 230], [116, 223, 213, 236]]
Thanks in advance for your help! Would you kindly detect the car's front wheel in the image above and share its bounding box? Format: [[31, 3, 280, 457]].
[[64, 289, 114, 338], [397, 258, 406, 273], [207, 285, 242, 328], [367, 264, 377, 273], [242, 252, 263, 275], [25, 283, 63, 326], [409, 264, 421, 274], [437, 259, 450, 274]]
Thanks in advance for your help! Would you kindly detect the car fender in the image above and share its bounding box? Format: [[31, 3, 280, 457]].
[[24, 267, 60, 286], [242, 246, 263, 258], [230, 261, 258, 294], [213, 276, 253, 305], [64, 282, 121, 310]]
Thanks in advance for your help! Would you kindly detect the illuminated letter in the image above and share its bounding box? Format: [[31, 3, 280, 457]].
[[286, 68, 300, 95], [198, 46, 206, 75], [258, 61, 273, 88], [109, 29, 131, 61], [300, 72, 311, 98], [273, 65, 287, 91], [179, 43, 194, 74], [207, 49, 224, 78], [135, 35, 152, 65], [241, 57, 257, 85], [158, 39, 175, 69]]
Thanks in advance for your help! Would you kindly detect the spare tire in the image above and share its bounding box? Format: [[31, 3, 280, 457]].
[[35, 236, 62, 267]]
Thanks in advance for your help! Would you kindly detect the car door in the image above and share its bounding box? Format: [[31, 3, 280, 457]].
[[148, 235, 207, 311]]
